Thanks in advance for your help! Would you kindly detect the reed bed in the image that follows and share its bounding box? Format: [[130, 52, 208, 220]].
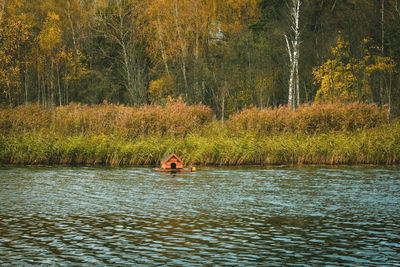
[[1, 102, 399, 166], [1, 128, 399, 166], [227, 102, 388, 135], [0, 101, 213, 137]]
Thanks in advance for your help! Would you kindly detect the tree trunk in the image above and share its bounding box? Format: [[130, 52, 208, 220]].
[[331, 0, 337, 11], [380, 0, 386, 107], [57, 65, 62, 106], [67, 0, 77, 49], [260, 79, 263, 108], [295, 58, 300, 107], [195, 0, 199, 62], [285, 0, 301, 110], [0, 0, 5, 22], [221, 89, 225, 128], [65, 80, 69, 105], [42, 78, 46, 106], [382, 0, 385, 54], [24, 67, 28, 106], [174, 0, 189, 96], [289, 65, 295, 109], [388, 71, 392, 121], [194, 0, 200, 101], [294, 0, 300, 108], [37, 69, 41, 104], [117, 0, 135, 103], [121, 41, 134, 100], [50, 60, 54, 107], [285, 34, 294, 109], [157, 16, 170, 76]]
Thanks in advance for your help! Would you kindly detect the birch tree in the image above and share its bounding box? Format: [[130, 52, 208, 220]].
[[144, 0, 210, 101], [285, 0, 301, 110], [93, 0, 147, 104]]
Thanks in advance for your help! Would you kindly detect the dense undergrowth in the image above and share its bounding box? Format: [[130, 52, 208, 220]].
[[1, 102, 399, 166]]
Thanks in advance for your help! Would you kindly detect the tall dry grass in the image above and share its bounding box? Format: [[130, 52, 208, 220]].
[[0, 101, 214, 137], [226, 102, 388, 135], [0, 101, 398, 166]]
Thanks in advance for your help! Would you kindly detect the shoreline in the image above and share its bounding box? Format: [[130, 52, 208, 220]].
[[1, 163, 399, 168]]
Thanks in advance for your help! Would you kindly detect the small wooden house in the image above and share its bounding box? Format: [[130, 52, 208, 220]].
[[161, 153, 183, 170]]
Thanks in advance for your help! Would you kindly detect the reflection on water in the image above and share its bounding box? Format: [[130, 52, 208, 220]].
[[0, 167, 399, 265]]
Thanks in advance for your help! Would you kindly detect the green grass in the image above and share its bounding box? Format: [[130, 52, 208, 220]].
[[1, 102, 399, 166], [1, 126, 399, 166]]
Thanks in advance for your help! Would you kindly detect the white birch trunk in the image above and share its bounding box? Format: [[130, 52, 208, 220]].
[[294, 0, 300, 108], [285, 34, 294, 109], [285, 0, 301, 110]]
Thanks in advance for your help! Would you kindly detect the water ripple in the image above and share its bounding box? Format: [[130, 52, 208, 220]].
[[0, 166, 399, 265]]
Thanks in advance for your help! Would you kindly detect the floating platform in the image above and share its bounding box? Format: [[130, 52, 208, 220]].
[[153, 167, 196, 173]]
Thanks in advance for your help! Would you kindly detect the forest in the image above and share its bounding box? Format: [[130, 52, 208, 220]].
[[1, 0, 399, 118]]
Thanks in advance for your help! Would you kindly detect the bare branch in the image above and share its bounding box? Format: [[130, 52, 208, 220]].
[[331, 0, 337, 12]]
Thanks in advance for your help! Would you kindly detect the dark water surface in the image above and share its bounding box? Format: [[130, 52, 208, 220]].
[[0, 166, 399, 266]]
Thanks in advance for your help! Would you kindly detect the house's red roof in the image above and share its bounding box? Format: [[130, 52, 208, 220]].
[[161, 153, 183, 164]]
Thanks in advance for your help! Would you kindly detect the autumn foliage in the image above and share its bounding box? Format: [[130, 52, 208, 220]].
[[313, 34, 396, 103]]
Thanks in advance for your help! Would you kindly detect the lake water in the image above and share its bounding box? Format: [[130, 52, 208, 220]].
[[0, 166, 399, 266]]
